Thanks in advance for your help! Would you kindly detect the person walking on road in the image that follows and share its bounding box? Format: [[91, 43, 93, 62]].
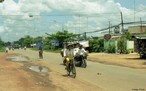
[[39, 46, 43, 59], [5, 46, 9, 53]]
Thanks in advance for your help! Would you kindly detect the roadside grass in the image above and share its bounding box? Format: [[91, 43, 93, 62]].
[[0, 47, 4, 52]]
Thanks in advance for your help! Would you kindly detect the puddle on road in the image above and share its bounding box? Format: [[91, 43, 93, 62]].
[[29, 66, 49, 73], [6, 56, 30, 62], [29, 66, 49, 77]]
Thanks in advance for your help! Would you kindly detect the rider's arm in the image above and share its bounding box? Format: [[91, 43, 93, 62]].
[[63, 49, 67, 57], [82, 48, 86, 52]]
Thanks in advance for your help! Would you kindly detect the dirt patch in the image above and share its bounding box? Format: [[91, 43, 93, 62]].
[[31, 58, 103, 91], [0, 53, 103, 91], [0, 53, 62, 91], [88, 53, 146, 69]]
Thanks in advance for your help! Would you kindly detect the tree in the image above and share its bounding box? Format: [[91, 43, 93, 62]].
[[18, 38, 25, 47], [46, 30, 79, 48], [89, 37, 104, 52], [0, 38, 4, 52], [18, 35, 33, 47], [33, 36, 43, 43], [0, 38, 4, 46], [117, 35, 126, 54], [23, 35, 33, 47], [125, 32, 132, 40]]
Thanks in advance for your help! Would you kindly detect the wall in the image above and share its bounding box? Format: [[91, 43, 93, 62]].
[[104, 40, 134, 53], [128, 26, 146, 34]]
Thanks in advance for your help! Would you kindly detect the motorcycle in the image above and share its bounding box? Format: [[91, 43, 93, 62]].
[[66, 58, 76, 78], [74, 54, 87, 68]]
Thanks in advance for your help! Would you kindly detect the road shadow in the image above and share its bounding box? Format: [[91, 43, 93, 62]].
[[142, 62, 146, 65], [62, 74, 69, 77], [60, 63, 65, 66], [125, 58, 146, 60], [62, 74, 76, 79]]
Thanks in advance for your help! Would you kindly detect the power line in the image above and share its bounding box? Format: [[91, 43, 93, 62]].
[[84, 21, 146, 34]]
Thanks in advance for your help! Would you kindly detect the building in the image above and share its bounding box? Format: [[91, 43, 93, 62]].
[[104, 35, 134, 53], [128, 26, 146, 34]]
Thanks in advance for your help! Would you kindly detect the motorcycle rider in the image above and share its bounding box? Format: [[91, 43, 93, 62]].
[[64, 44, 74, 70], [77, 44, 88, 65], [73, 43, 80, 56], [60, 44, 67, 64]]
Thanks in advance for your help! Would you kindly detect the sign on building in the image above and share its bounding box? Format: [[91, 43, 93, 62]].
[[51, 40, 59, 46]]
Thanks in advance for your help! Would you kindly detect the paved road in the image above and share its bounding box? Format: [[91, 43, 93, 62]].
[[14, 49, 146, 91]]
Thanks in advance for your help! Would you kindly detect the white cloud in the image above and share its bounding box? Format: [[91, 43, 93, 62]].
[[0, 0, 146, 42], [0, 26, 5, 33]]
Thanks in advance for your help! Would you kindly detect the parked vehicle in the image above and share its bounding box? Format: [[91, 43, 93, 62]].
[[135, 35, 146, 58]]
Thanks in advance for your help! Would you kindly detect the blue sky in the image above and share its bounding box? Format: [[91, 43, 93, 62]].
[[0, 0, 146, 42], [115, 0, 146, 9]]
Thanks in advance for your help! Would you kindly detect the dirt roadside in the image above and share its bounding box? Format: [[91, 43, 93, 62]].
[[0, 53, 56, 91], [88, 53, 146, 69], [0, 52, 103, 91]]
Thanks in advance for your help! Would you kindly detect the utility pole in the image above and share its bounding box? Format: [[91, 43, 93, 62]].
[[87, 16, 88, 32], [84, 32, 87, 40], [78, 15, 81, 34], [109, 21, 111, 34], [140, 17, 142, 33], [134, 0, 136, 24], [120, 12, 124, 34]]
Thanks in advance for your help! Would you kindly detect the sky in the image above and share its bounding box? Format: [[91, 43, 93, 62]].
[[0, 0, 146, 42]]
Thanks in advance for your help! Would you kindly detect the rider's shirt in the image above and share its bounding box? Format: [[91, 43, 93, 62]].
[[62, 48, 67, 57], [66, 49, 74, 60], [78, 48, 86, 55], [73, 48, 79, 56]]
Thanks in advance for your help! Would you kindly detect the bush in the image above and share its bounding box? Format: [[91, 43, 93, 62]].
[[0, 46, 4, 52], [89, 38, 104, 52], [107, 44, 115, 53], [44, 45, 51, 50], [125, 49, 130, 54], [126, 48, 134, 54], [117, 36, 127, 54]]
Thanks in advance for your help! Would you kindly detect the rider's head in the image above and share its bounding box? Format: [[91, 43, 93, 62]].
[[63, 44, 67, 49], [79, 44, 83, 49], [74, 43, 80, 48], [67, 44, 73, 50]]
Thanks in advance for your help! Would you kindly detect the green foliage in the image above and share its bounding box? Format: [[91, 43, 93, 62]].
[[44, 45, 51, 50], [125, 48, 134, 54], [18, 35, 33, 47], [117, 35, 127, 54], [0, 38, 4, 52], [89, 38, 104, 52], [33, 36, 43, 43], [0, 38, 4, 46], [46, 30, 80, 48], [125, 32, 132, 40], [23, 35, 33, 47], [107, 44, 116, 53], [0, 47, 4, 52]]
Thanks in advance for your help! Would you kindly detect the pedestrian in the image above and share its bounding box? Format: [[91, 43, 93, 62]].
[[5, 46, 9, 53], [39, 46, 43, 59]]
